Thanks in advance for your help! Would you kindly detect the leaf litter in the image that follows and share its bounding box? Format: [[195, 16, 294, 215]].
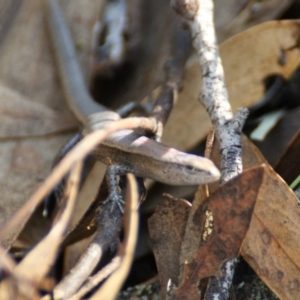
[[1, 0, 300, 299]]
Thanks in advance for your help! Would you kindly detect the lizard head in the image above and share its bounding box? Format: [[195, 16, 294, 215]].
[[160, 153, 220, 185]]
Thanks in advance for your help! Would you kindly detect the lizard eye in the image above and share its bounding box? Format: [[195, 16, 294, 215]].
[[184, 165, 198, 174]]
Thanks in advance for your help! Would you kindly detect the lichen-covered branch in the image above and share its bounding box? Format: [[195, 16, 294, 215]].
[[172, 0, 248, 182], [171, 0, 248, 298]]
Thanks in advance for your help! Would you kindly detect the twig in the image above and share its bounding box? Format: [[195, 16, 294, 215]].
[[52, 199, 122, 300], [0, 117, 157, 249], [150, 25, 191, 140], [70, 256, 121, 300], [1, 163, 82, 300], [171, 0, 248, 299], [0, 245, 16, 274], [14, 162, 82, 286]]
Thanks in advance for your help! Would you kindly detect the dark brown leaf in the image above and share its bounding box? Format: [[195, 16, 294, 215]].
[[172, 166, 265, 299], [148, 194, 191, 299]]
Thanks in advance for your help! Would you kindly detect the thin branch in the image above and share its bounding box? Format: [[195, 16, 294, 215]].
[[70, 256, 121, 300], [171, 0, 248, 299], [53, 193, 123, 299], [150, 25, 191, 140], [0, 116, 157, 249], [14, 162, 82, 288]]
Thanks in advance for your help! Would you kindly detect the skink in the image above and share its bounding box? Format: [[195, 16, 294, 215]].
[[45, 0, 220, 206]]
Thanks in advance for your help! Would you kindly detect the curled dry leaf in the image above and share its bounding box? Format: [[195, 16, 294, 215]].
[[241, 164, 300, 299], [163, 20, 300, 150]]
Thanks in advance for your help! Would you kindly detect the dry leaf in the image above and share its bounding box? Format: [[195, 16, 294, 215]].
[[241, 164, 300, 299], [0, 83, 75, 138], [171, 166, 264, 300], [0, 0, 101, 107], [0, 135, 70, 233], [211, 133, 300, 298], [148, 194, 191, 299], [163, 20, 300, 150], [148, 165, 264, 299], [0, 0, 103, 249]]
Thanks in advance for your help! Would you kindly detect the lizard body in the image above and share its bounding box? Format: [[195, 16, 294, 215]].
[[45, 0, 220, 191]]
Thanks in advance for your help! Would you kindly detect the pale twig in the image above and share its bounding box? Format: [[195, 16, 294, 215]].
[[0, 245, 16, 274], [0, 117, 157, 249], [52, 199, 123, 300], [14, 162, 82, 283], [0, 116, 154, 298], [70, 256, 121, 300], [171, 0, 248, 299]]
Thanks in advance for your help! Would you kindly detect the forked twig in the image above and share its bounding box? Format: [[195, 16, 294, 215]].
[[171, 0, 248, 298]]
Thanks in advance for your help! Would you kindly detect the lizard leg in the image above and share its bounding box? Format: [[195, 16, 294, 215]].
[[105, 164, 135, 212]]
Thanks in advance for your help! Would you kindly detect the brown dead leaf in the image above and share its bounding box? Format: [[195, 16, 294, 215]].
[[163, 20, 300, 150], [0, 83, 75, 138], [0, 135, 71, 234], [209, 134, 268, 194], [0, 0, 101, 109], [241, 134, 269, 168], [211, 133, 300, 298], [170, 166, 265, 300], [241, 165, 300, 299], [62, 162, 106, 276], [148, 194, 191, 299], [0, 0, 104, 249], [148, 166, 264, 299]]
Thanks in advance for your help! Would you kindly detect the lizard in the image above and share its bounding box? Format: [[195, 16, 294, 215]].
[[45, 0, 220, 209]]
